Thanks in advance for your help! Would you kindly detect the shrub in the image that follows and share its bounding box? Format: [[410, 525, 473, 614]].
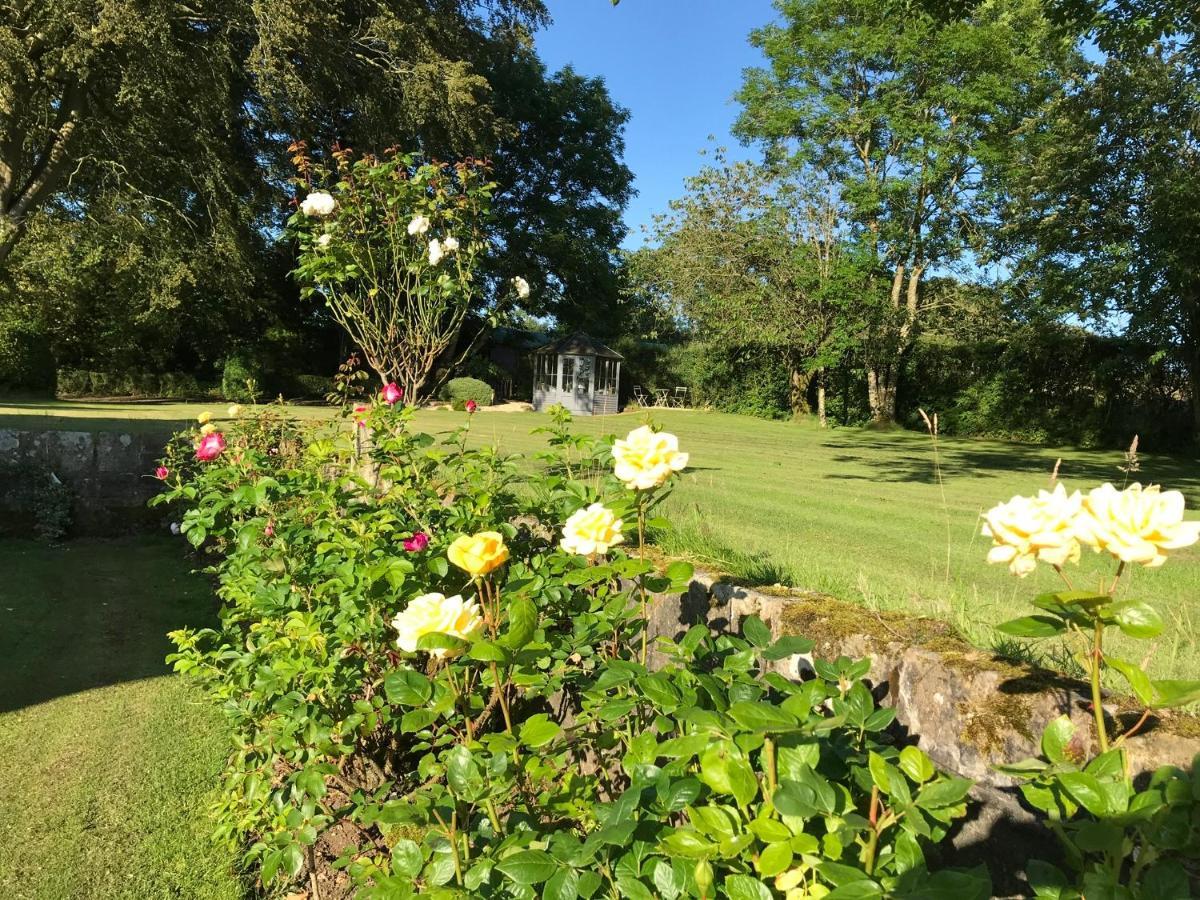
[[0, 317, 55, 396], [56, 368, 91, 396], [129, 372, 161, 398], [158, 372, 202, 400], [441, 375, 493, 410], [152, 404, 987, 897], [280, 373, 330, 399], [2, 464, 72, 541], [221, 353, 265, 402]]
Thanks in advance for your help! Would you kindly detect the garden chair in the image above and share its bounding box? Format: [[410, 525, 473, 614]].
[[632, 385, 649, 408], [673, 386, 688, 408]]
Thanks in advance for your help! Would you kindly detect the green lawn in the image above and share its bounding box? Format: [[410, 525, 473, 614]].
[[435, 407, 1200, 683], [3, 399, 1199, 681], [0, 538, 245, 899]]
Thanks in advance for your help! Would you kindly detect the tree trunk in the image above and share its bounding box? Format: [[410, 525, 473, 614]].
[[816, 368, 827, 427], [867, 367, 898, 424], [789, 367, 813, 417], [1189, 354, 1200, 446]]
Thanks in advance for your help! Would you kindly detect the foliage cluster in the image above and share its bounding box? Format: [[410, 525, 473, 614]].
[[441, 377, 495, 411], [154, 404, 989, 898]]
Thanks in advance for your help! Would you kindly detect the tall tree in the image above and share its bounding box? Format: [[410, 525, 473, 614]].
[[734, 0, 1068, 422], [999, 42, 1200, 439], [646, 155, 867, 421]]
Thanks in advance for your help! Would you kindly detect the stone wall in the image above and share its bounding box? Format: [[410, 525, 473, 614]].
[[0, 428, 172, 534]]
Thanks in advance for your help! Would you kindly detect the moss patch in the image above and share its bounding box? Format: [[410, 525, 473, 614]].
[[959, 694, 1035, 753], [777, 593, 969, 656]]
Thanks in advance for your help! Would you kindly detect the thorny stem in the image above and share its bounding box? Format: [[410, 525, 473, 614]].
[[763, 737, 777, 794], [1108, 560, 1126, 596], [863, 785, 882, 875]]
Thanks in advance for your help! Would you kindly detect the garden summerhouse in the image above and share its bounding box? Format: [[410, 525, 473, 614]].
[[531, 333, 623, 415]]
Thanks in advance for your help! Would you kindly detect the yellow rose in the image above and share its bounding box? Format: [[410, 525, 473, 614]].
[[1074, 482, 1200, 568], [391, 592, 483, 657], [561, 503, 625, 556], [612, 425, 688, 490], [982, 482, 1083, 577], [200, 422, 217, 435], [197, 411, 212, 425], [227, 404, 242, 418], [447, 531, 509, 577]]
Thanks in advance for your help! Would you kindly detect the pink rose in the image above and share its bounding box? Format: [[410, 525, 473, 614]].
[[465, 400, 478, 414], [194, 432, 226, 462], [403, 531, 430, 552], [353, 404, 369, 427], [154, 466, 169, 480], [264, 521, 275, 538], [381, 382, 403, 406]]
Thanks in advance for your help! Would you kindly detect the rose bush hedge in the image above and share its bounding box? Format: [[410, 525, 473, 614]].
[[152, 398, 993, 898]]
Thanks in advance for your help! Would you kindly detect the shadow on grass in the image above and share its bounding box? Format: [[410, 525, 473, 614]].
[[822, 438, 1200, 493], [0, 536, 216, 714]]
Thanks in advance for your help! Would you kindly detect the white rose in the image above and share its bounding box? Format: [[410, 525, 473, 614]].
[[316, 233, 333, 249], [428, 238, 444, 265], [300, 191, 336, 217], [512, 276, 530, 299], [442, 236, 460, 252], [226, 404, 242, 418], [407, 215, 431, 236], [391, 593, 483, 658]]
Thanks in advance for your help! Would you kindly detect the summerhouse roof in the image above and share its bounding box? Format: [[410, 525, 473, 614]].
[[532, 332, 624, 360]]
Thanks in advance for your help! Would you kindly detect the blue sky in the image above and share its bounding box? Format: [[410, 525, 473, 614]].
[[535, 0, 779, 248]]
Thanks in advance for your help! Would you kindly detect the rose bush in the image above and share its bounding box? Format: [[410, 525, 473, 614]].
[[983, 479, 1200, 897], [153, 402, 989, 898]]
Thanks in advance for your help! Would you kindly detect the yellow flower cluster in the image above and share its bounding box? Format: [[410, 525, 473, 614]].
[[983, 481, 1199, 576], [612, 425, 688, 490], [1075, 483, 1200, 568], [561, 503, 624, 556], [448, 531, 509, 577], [982, 483, 1083, 577], [391, 592, 483, 658]]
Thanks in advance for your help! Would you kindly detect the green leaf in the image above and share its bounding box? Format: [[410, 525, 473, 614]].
[[1058, 771, 1109, 816], [762, 634, 815, 660], [725, 874, 773, 900], [1105, 656, 1155, 707], [544, 868, 580, 900], [757, 841, 793, 877], [915, 777, 973, 809], [518, 713, 562, 748], [415, 631, 468, 653], [391, 839, 424, 878], [501, 596, 538, 649], [742, 615, 773, 648], [651, 860, 684, 900], [468, 640, 511, 663], [727, 701, 799, 733], [1110, 600, 1163, 639], [824, 883, 884, 900], [446, 745, 484, 800], [899, 746, 935, 783], [1149, 679, 1200, 709], [868, 751, 891, 793], [1041, 715, 1076, 765], [665, 560, 695, 583], [996, 615, 1067, 638], [383, 669, 432, 706], [426, 556, 449, 577], [659, 829, 713, 858], [496, 849, 558, 885], [1024, 859, 1068, 900]]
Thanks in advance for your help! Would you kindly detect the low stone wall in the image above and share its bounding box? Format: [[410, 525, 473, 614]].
[[647, 572, 1200, 896], [0, 428, 172, 534]]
